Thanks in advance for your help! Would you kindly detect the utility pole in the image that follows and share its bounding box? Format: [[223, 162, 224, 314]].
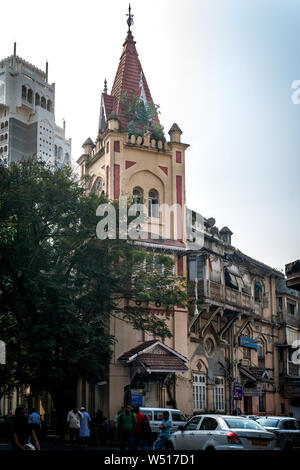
[[0, 341, 5, 365]]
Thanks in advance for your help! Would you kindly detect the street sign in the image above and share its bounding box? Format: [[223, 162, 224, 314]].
[[130, 389, 143, 407], [239, 336, 258, 350]]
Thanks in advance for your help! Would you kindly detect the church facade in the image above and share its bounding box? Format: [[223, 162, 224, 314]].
[[77, 15, 191, 419]]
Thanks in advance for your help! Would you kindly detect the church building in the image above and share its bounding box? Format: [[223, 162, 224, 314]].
[[77, 6, 191, 419]]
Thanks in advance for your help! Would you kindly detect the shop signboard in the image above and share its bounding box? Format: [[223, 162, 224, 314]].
[[243, 387, 262, 396], [130, 389, 143, 407], [233, 384, 243, 400]]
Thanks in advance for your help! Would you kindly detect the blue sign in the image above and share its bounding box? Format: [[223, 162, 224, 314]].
[[130, 389, 143, 407], [233, 384, 243, 400], [239, 336, 258, 350]]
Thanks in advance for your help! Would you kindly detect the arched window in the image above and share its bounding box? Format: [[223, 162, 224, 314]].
[[4, 134, 7, 140], [64, 152, 69, 164], [22, 85, 27, 99], [4, 121, 8, 128], [41, 97, 46, 109], [27, 89, 33, 103], [54, 145, 57, 157], [58, 147, 63, 159], [0, 123, 3, 129], [4, 146, 7, 152], [35, 93, 40, 106], [254, 281, 263, 303], [0, 135, 3, 141], [47, 100, 52, 112], [133, 187, 144, 204], [92, 177, 104, 195], [257, 340, 265, 368], [148, 189, 159, 218]]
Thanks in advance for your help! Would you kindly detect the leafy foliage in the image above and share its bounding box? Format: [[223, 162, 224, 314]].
[[0, 162, 186, 406], [120, 92, 164, 140]]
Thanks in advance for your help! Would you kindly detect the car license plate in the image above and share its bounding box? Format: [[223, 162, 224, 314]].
[[251, 439, 268, 446]]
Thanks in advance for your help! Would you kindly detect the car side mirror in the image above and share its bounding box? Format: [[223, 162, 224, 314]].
[[178, 425, 184, 431]]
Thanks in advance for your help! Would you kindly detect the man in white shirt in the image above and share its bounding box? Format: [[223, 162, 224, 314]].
[[67, 407, 82, 448]]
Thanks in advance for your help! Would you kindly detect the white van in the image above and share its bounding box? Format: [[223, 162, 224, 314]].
[[139, 407, 187, 435]]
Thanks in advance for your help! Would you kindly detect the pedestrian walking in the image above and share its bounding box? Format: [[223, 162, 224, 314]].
[[79, 407, 91, 447], [133, 405, 150, 450], [28, 408, 42, 442], [114, 407, 124, 441], [11, 405, 40, 451], [117, 404, 137, 451], [153, 411, 171, 450], [67, 407, 82, 448]]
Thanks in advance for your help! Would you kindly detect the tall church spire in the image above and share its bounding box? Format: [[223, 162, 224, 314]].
[[98, 6, 160, 133]]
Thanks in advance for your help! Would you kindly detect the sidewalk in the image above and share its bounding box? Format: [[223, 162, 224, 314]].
[[0, 438, 152, 451]]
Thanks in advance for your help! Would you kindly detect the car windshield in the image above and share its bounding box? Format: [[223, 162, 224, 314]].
[[256, 418, 279, 427], [224, 418, 265, 430]]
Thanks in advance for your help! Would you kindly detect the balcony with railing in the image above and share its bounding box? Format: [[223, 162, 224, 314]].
[[191, 279, 257, 313]]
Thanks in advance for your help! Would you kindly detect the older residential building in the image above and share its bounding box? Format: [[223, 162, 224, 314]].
[[276, 279, 300, 418], [0, 43, 71, 167], [187, 217, 284, 417], [286, 260, 300, 292]]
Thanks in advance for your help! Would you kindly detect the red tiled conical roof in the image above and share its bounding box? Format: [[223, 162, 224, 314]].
[[100, 30, 160, 131]]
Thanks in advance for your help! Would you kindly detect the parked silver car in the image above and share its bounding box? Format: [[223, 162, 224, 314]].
[[256, 416, 300, 450], [165, 415, 276, 450]]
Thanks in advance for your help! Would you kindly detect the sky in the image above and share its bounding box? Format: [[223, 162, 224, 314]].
[[2, 0, 300, 272]]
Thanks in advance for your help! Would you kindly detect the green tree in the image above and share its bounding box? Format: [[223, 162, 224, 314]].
[[0, 161, 186, 433]]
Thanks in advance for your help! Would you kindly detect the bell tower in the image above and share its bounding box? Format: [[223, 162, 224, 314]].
[[77, 5, 191, 420], [77, 6, 189, 246]]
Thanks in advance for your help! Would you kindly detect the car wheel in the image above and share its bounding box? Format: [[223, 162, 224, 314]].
[[205, 446, 215, 451]]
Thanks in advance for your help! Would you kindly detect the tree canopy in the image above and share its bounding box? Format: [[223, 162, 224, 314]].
[[0, 161, 186, 406]]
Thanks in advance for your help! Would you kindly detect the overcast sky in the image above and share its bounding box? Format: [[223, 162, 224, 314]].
[[2, 0, 300, 272]]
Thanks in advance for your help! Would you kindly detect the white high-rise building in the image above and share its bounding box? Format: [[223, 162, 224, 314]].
[[0, 44, 71, 167]]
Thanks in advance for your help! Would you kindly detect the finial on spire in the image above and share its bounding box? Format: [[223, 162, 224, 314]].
[[104, 78, 108, 94], [126, 3, 134, 31]]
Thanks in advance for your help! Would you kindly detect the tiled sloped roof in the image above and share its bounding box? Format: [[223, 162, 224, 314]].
[[102, 30, 160, 131], [232, 250, 284, 279], [119, 340, 158, 361], [118, 340, 188, 373], [138, 354, 188, 372], [102, 93, 117, 119]]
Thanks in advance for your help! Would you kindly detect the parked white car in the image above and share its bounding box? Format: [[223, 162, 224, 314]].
[[165, 414, 277, 450], [139, 407, 187, 435]]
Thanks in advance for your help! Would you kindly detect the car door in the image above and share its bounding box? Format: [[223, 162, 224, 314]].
[[285, 420, 300, 447], [170, 411, 187, 432], [174, 416, 202, 450], [196, 417, 219, 450], [279, 419, 295, 448]]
